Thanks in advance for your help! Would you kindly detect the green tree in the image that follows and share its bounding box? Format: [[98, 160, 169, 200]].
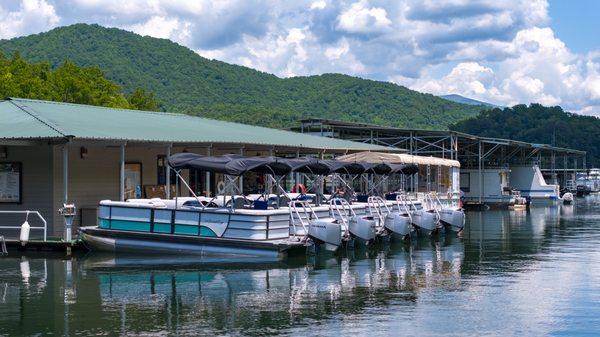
[[0, 24, 485, 129], [127, 88, 161, 111], [0, 53, 161, 110]]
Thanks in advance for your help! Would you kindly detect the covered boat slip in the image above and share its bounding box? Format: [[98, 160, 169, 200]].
[[0, 98, 393, 240], [80, 153, 421, 256], [336, 151, 461, 201], [298, 118, 587, 207]]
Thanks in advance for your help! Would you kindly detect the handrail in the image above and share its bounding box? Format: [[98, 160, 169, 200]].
[[0, 211, 47, 242], [329, 198, 354, 236], [288, 200, 315, 239], [367, 196, 390, 227], [424, 193, 441, 223], [395, 193, 413, 223]]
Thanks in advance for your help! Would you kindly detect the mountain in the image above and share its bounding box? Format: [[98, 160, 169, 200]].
[[450, 104, 600, 167], [0, 24, 485, 129], [440, 94, 498, 107]]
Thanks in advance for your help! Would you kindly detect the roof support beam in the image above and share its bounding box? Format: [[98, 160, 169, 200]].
[[166, 144, 172, 199], [119, 144, 125, 201]]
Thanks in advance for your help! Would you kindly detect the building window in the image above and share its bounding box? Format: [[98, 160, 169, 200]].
[[460, 172, 470, 192]]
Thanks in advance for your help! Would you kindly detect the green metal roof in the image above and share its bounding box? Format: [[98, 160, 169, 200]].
[[0, 98, 393, 152]]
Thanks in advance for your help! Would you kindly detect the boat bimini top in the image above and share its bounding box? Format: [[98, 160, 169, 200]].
[[168, 153, 419, 177]]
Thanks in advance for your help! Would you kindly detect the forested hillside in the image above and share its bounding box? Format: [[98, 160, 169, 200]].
[[0, 53, 159, 110], [451, 104, 600, 166], [0, 24, 483, 129]]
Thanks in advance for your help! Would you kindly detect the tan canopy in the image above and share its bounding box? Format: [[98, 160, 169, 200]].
[[337, 151, 460, 168]]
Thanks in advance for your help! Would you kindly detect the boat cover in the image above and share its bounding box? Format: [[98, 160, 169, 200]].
[[320, 160, 368, 175], [389, 163, 419, 175], [277, 157, 331, 175], [168, 153, 292, 176], [169, 153, 419, 176]]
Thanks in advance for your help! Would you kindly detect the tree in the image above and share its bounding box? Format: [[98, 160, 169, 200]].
[[127, 88, 161, 111], [0, 53, 161, 111]]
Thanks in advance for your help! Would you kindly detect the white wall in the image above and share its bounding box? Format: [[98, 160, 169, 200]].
[[461, 169, 509, 202]]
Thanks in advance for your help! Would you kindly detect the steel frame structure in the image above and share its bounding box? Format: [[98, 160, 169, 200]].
[[297, 118, 587, 187]]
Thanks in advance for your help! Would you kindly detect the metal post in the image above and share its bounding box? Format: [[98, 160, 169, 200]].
[[62, 144, 72, 243], [478, 141, 483, 204], [239, 147, 244, 194], [119, 144, 125, 201], [295, 150, 300, 185], [63, 144, 69, 204], [206, 145, 212, 196], [166, 145, 171, 199], [563, 155, 567, 189]]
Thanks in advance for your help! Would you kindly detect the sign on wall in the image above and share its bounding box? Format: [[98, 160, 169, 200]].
[[0, 162, 21, 203]]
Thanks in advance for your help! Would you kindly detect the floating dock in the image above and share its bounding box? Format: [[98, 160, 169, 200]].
[[1, 237, 85, 254]]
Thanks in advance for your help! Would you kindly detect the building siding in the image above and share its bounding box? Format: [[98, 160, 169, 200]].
[[0, 145, 53, 239]]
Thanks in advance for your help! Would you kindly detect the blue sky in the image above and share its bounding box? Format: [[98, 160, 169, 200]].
[[0, 0, 598, 116], [549, 0, 600, 53]]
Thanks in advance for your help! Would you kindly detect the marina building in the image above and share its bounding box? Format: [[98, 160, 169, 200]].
[[0, 98, 390, 239]]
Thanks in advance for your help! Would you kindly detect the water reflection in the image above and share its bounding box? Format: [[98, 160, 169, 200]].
[[1, 197, 600, 336]]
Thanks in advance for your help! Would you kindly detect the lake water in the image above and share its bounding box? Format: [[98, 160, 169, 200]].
[[1, 196, 600, 336]]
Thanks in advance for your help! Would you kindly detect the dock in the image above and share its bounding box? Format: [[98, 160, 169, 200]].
[[1, 237, 86, 254]]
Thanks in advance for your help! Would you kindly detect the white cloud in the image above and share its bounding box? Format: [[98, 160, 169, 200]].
[[125, 16, 191, 44], [310, 1, 327, 10], [0, 0, 60, 39], [0, 0, 598, 115], [337, 0, 392, 34], [413, 27, 600, 112]]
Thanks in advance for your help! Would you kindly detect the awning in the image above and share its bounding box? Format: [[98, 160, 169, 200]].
[[337, 151, 460, 168]]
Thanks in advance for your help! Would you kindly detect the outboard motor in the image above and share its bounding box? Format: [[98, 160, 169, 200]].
[[369, 196, 411, 240], [433, 192, 465, 232], [289, 200, 342, 253], [407, 193, 439, 235], [330, 198, 376, 245]]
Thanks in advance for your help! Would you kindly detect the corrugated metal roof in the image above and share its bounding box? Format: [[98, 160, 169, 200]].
[[0, 98, 393, 152]]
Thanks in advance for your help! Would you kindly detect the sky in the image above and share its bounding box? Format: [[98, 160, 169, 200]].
[[0, 0, 599, 116]]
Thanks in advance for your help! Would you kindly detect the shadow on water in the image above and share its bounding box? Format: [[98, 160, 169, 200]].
[[1, 196, 599, 336]]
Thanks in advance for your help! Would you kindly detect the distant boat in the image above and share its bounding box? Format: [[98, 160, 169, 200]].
[[576, 168, 600, 194]]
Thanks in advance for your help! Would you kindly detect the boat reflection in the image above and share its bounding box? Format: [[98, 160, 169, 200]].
[[2, 204, 595, 336]]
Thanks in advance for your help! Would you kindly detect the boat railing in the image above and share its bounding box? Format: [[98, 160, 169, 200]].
[[0, 211, 47, 242], [395, 193, 413, 223], [367, 196, 390, 226], [424, 193, 441, 222], [430, 192, 447, 210], [288, 200, 317, 240], [329, 198, 355, 234]]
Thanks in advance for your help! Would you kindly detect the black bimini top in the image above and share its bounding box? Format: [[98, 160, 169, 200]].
[[168, 153, 419, 176], [168, 153, 291, 176]]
